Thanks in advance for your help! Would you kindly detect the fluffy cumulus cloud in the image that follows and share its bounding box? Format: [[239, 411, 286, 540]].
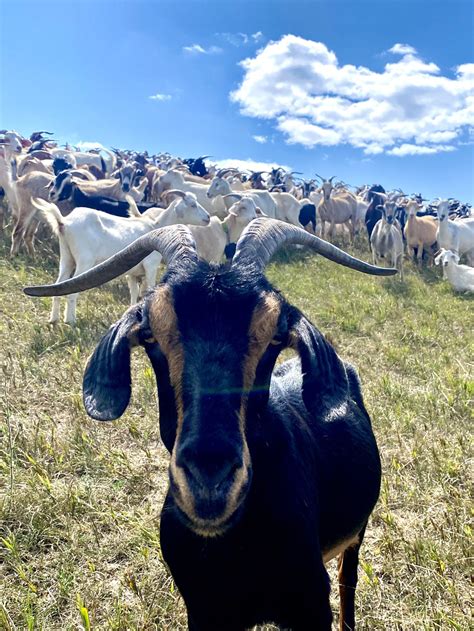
[[149, 93, 172, 101], [231, 35, 474, 156], [252, 134, 268, 143]]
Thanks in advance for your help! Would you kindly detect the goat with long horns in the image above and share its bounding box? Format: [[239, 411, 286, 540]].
[[25, 219, 395, 630]]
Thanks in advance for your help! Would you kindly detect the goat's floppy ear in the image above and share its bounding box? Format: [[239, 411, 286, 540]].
[[83, 304, 144, 421], [286, 311, 348, 414]]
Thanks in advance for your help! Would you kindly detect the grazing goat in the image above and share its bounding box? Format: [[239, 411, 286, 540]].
[[24, 219, 396, 630], [370, 200, 404, 279], [436, 199, 474, 266], [435, 249, 474, 293], [31, 190, 210, 324], [403, 200, 438, 266]]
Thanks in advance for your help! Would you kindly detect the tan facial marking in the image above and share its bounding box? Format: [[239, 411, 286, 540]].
[[242, 294, 282, 392], [148, 287, 197, 516]]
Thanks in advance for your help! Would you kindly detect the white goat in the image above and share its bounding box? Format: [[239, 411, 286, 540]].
[[269, 191, 304, 226], [153, 169, 219, 215], [206, 175, 277, 220], [435, 249, 474, 292], [190, 195, 262, 262], [436, 200, 474, 266], [31, 190, 210, 324], [51, 147, 116, 175]]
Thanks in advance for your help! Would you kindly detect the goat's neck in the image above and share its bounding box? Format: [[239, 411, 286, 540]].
[[154, 203, 181, 227], [221, 214, 240, 242]]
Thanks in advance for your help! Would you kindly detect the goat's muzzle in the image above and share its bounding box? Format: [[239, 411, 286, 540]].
[[170, 437, 252, 537]]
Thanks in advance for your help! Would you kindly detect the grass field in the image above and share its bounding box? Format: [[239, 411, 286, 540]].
[[0, 226, 472, 630]]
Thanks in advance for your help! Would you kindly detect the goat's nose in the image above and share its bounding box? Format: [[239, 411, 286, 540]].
[[177, 445, 241, 493], [181, 458, 240, 493]]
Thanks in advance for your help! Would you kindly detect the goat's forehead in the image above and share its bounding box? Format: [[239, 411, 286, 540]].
[[150, 269, 280, 335]]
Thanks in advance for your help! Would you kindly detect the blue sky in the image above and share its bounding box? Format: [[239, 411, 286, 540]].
[[1, 0, 473, 201]]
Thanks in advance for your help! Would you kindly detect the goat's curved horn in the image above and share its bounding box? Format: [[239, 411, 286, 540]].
[[162, 189, 187, 201], [231, 218, 397, 276], [217, 168, 239, 178], [24, 225, 198, 297], [314, 173, 325, 182], [223, 193, 242, 201], [328, 176, 336, 183]]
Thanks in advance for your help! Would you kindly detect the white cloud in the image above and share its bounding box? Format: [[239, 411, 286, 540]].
[[389, 43, 417, 55], [209, 158, 291, 173], [216, 32, 264, 47], [231, 35, 474, 156], [252, 134, 268, 143], [76, 141, 105, 151], [387, 143, 456, 157], [149, 93, 172, 101], [183, 44, 222, 55]]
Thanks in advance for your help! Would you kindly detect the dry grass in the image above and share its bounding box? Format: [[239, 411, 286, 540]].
[[0, 228, 472, 630]]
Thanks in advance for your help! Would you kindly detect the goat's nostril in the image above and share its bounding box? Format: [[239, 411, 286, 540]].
[[181, 458, 240, 492]]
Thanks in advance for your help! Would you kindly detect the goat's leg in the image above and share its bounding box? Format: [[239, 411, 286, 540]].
[[417, 242, 424, 267], [127, 275, 140, 305], [397, 253, 404, 281], [337, 525, 367, 631], [50, 246, 75, 324], [24, 217, 40, 257], [64, 260, 91, 325], [144, 262, 160, 293], [350, 218, 355, 243], [10, 216, 25, 256]]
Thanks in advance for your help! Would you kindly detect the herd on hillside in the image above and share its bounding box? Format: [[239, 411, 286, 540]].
[[1, 129, 473, 324]]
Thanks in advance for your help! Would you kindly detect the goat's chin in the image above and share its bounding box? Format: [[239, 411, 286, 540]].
[[175, 500, 247, 538]]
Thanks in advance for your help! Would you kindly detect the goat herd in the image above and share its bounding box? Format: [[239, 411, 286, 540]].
[[1, 129, 473, 630], [1, 130, 474, 314]]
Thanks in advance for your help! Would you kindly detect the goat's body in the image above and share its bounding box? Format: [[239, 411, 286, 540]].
[[437, 217, 474, 265], [404, 212, 437, 265], [436, 250, 474, 292], [37, 204, 163, 323], [318, 192, 357, 242], [160, 355, 380, 630], [371, 219, 404, 279], [444, 261, 474, 292]]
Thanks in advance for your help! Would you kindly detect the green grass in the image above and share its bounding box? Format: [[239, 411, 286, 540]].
[[0, 228, 472, 630]]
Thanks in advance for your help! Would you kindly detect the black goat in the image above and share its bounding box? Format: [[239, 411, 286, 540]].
[[184, 156, 211, 177], [365, 186, 386, 239], [24, 220, 396, 630], [299, 202, 317, 233], [48, 171, 153, 217]]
